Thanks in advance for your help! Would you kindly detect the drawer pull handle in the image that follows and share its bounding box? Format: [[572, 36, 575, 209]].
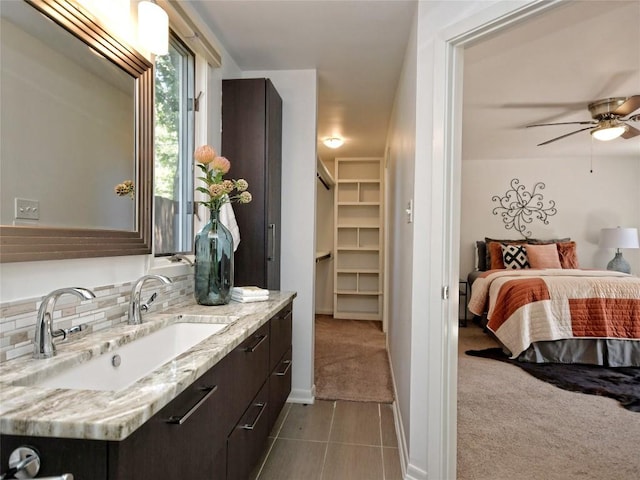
[[245, 334, 267, 353], [166, 385, 218, 425], [275, 359, 292, 376], [241, 402, 267, 431]]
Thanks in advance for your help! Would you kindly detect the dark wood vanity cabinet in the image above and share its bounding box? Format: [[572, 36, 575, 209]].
[[110, 353, 234, 479], [222, 78, 282, 290], [0, 302, 293, 480]]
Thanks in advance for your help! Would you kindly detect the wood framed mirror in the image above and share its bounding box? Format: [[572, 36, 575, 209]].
[[0, 0, 153, 263]]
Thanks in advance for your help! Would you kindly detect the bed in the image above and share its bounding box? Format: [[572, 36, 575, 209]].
[[466, 238, 640, 367]]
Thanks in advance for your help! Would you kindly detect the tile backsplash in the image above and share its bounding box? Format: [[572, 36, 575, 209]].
[[0, 274, 194, 362]]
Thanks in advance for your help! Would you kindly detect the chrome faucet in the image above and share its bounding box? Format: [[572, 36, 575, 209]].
[[128, 275, 173, 325], [34, 287, 96, 359]]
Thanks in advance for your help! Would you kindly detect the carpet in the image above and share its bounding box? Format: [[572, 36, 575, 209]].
[[466, 347, 640, 412], [315, 316, 394, 403]]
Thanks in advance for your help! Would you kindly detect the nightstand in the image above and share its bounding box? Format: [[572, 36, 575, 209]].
[[459, 280, 468, 327]]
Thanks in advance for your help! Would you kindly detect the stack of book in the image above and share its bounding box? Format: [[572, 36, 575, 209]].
[[231, 286, 269, 303]]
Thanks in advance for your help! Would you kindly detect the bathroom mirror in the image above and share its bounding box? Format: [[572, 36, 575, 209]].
[[0, 0, 153, 262]]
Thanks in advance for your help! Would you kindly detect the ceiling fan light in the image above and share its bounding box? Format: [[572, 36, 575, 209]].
[[591, 123, 628, 142], [323, 137, 344, 149]]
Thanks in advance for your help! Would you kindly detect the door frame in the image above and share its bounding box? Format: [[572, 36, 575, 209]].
[[436, 1, 565, 478]]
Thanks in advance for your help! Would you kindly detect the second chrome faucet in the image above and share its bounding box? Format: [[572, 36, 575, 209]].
[[128, 275, 173, 325]]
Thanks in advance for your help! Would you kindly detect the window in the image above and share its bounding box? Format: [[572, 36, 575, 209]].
[[153, 32, 195, 255]]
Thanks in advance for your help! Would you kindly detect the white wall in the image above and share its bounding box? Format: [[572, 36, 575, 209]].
[[460, 156, 640, 277], [388, 1, 535, 478], [242, 69, 318, 403], [315, 166, 334, 315], [386, 8, 417, 474]]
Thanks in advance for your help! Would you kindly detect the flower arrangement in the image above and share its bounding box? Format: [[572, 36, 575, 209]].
[[194, 145, 251, 211], [114, 180, 135, 199]]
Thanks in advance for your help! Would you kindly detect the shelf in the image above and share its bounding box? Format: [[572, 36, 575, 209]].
[[336, 178, 380, 185], [336, 268, 379, 274], [334, 290, 381, 295], [334, 157, 383, 320]]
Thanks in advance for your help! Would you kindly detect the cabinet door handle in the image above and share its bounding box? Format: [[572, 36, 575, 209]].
[[275, 359, 292, 376], [240, 402, 267, 431], [268, 223, 276, 261], [166, 385, 218, 425], [244, 334, 267, 353]]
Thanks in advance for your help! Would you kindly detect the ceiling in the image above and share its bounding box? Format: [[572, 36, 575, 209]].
[[188, 0, 416, 160], [187, 0, 639, 163], [463, 0, 640, 160]]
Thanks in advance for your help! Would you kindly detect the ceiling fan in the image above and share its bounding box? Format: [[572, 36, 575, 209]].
[[526, 95, 640, 146]]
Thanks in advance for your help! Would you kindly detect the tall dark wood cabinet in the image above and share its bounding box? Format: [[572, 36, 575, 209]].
[[222, 78, 282, 290]]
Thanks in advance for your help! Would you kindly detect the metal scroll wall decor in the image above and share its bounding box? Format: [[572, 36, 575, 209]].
[[491, 178, 557, 238]]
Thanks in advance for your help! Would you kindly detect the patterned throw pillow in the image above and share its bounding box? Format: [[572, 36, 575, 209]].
[[501, 244, 530, 269]]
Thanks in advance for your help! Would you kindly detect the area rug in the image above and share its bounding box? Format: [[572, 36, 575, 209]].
[[466, 348, 640, 412], [315, 316, 394, 403]]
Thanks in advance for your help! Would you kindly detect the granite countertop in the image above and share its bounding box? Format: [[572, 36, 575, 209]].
[[0, 291, 296, 442]]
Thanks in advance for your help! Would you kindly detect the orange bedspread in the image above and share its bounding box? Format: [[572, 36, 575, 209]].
[[468, 269, 640, 358]]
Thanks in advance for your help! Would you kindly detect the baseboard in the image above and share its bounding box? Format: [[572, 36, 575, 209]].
[[314, 308, 333, 315], [287, 385, 315, 405], [389, 360, 408, 478], [389, 352, 427, 480], [405, 464, 428, 480]]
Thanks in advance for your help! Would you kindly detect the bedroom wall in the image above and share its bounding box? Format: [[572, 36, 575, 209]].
[[460, 155, 640, 277]]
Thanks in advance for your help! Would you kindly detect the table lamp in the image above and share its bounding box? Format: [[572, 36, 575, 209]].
[[600, 227, 639, 274]]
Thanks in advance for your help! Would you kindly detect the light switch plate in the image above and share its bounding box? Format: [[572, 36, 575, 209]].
[[15, 198, 39, 220]]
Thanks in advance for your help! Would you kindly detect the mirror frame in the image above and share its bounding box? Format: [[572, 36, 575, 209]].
[[0, 0, 154, 263]]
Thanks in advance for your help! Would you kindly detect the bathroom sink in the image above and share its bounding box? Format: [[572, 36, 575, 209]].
[[30, 322, 229, 392]]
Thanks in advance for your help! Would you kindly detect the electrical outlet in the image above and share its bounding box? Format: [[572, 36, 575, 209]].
[[15, 198, 39, 220]]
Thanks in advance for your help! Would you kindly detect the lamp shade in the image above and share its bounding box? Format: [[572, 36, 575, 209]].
[[138, 1, 168, 55], [600, 227, 640, 249]]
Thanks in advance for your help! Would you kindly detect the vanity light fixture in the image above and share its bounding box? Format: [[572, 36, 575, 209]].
[[590, 119, 629, 142], [323, 137, 344, 149], [138, 1, 169, 55]]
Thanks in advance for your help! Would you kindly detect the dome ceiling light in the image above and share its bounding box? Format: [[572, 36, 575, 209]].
[[323, 137, 344, 149]]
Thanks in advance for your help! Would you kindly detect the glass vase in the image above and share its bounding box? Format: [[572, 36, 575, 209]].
[[194, 209, 234, 305]]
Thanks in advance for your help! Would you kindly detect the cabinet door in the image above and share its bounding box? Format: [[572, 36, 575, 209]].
[[268, 346, 292, 432], [109, 358, 232, 479], [265, 79, 282, 290], [221, 78, 282, 290], [228, 322, 270, 427], [227, 381, 270, 480], [269, 303, 292, 371]]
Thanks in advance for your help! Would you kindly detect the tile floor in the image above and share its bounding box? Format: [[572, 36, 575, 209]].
[[251, 400, 403, 480]]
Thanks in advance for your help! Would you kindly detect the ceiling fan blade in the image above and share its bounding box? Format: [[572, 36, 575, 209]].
[[622, 124, 640, 139], [527, 121, 596, 128], [536, 126, 596, 146], [612, 95, 640, 116]]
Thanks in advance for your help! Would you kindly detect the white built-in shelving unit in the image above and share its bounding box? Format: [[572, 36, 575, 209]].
[[333, 157, 383, 320]]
